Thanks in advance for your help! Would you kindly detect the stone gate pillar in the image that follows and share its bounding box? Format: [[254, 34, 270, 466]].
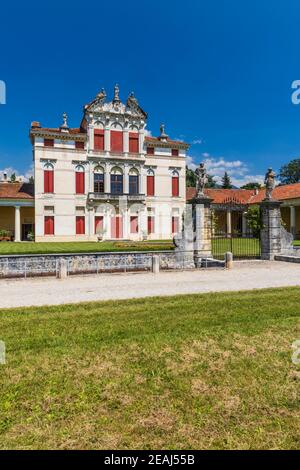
[[260, 199, 282, 260], [192, 196, 213, 268]]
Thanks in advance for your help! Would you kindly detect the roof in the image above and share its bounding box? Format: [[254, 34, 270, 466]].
[[186, 183, 300, 204], [145, 136, 189, 149], [0, 182, 34, 200]]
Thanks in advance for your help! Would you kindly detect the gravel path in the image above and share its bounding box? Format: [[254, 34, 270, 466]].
[[0, 261, 299, 309]]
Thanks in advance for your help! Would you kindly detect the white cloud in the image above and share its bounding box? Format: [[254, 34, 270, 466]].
[[0, 165, 33, 182], [144, 129, 152, 137], [187, 154, 264, 187], [191, 139, 203, 145]]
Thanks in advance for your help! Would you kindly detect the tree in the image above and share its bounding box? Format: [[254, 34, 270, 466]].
[[279, 159, 300, 184], [207, 174, 217, 188], [186, 166, 196, 187], [221, 171, 232, 189], [245, 205, 262, 238], [28, 176, 34, 184], [240, 182, 261, 190], [10, 173, 16, 182]]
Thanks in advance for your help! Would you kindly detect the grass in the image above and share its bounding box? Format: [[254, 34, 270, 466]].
[[0, 240, 173, 256], [212, 238, 260, 259], [0, 287, 299, 450]]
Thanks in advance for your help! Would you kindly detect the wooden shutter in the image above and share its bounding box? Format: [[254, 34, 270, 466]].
[[172, 216, 179, 233], [172, 148, 179, 156], [147, 216, 154, 234], [95, 216, 104, 234], [44, 170, 54, 193], [172, 176, 179, 197], [111, 216, 123, 238], [94, 130, 104, 151], [129, 132, 139, 153], [147, 147, 154, 155], [44, 139, 54, 147], [147, 175, 155, 196], [111, 131, 123, 152], [76, 216, 85, 235], [130, 216, 139, 234], [76, 171, 85, 194], [44, 216, 54, 235]]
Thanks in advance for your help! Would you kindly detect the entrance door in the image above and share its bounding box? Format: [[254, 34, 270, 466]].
[[111, 216, 123, 239], [22, 224, 34, 241]]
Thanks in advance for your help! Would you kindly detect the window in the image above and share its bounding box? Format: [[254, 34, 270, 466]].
[[75, 166, 85, 194], [130, 216, 139, 234], [44, 164, 54, 193], [129, 175, 139, 194], [44, 216, 54, 235], [111, 169, 123, 194], [172, 173, 179, 197], [147, 174, 155, 196], [95, 216, 104, 235], [44, 139, 54, 147], [94, 173, 104, 193], [172, 216, 180, 234], [76, 216, 85, 235], [172, 148, 179, 157], [94, 129, 104, 151], [147, 216, 155, 234], [75, 141, 85, 150], [111, 130, 123, 152], [147, 147, 154, 155], [129, 132, 139, 153]]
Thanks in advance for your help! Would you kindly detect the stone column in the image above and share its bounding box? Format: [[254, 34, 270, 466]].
[[104, 127, 110, 154], [193, 196, 213, 267], [104, 162, 110, 193], [242, 212, 247, 237], [124, 165, 129, 194], [226, 210, 232, 237], [105, 209, 111, 239], [14, 206, 21, 242], [123, 209, 129, 240], [139, 167, 144, 194], [290, 206, 296, 236], [123, 129, 129, 156], [88, 207, 94, 237], [260, 200, 282, 260]]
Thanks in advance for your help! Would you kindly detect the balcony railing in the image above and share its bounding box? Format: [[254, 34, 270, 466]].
[[88, 192, 146, 202]]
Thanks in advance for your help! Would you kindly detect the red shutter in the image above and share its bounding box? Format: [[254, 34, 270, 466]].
[[76, 172, 85, 194], [44, 139, 54, 147], [111, 216, 123, 238], [44, 170, 54, 193], [95, 216, 104, 234], [94, 130, 105, 151], [44, 216, 54, 235], [130, 216, 139, 234], [76, 216, 85, 235], [172, 149, 179, 157], [129, 132, 139, 153], [111, 131, 123, 152], [172, 216, 179, 234], [147, 175, 155, 196], [147, 147, 154, 155], [147, 216, 154, 234], [172, 176, 179, 197], [75, 141, 85, 150]]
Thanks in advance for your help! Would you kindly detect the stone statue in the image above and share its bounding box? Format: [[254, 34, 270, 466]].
[[113, 83, 120, 103], [159, 123, 168, 141], [195, 162, 208, 198], [264, 167, 276, 200]]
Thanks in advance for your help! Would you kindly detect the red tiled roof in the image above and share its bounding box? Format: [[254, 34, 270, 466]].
[[31, 127, 85, 135], [187, 183, 300, 204], [145, 136, 189, 148], [0, 182, 34, 200]]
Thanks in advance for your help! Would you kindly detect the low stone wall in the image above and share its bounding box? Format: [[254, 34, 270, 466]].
[[0, 251, 182, 279]]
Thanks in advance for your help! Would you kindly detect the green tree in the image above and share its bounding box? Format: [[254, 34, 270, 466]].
[[28, 176, 34, 184], [10, 173, 16, 182], [186, 166, 196, 187], [207, 174, 217, 188], [279, 159, 300, 184], [221, 171, 232, 189], [245, 205, 262, 238], [240, 182, 261, 190]]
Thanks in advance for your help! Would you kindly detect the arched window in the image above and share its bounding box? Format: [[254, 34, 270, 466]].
[[129, 168, 139, 195], [147, 169, 155, 197], [172, 170, 179, 197], [44, 162, 54, 194], [110, 167, 123, 194], [94, 166, 104, 193], [75, 165, 85, 194]]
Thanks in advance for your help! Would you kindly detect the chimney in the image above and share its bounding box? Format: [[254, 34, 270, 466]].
[[31, 121, 41, 129]]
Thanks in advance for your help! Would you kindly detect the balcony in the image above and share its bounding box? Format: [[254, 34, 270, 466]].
[[88, 192, 146, 203]]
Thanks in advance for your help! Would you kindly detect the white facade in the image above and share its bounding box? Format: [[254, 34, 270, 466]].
[[30, 86, 189, 242]]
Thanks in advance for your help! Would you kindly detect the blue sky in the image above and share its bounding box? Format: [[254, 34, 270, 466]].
[[1, 0, 300, 186]]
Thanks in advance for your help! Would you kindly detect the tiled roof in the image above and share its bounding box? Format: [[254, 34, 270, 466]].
[[187, 183, 300, 204], [145, 136, 189, 148], [0, 182, 34, 200], [31, 126, 85, 135]]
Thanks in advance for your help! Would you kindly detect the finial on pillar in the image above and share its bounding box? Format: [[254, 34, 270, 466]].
[[60, 112, 69, 133], [159, 123, 168, 141], [264, 167, 276, 201], [195, 162, 209, 198]]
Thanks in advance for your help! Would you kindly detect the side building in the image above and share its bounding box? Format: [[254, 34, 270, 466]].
[[30, 85, 189, 242]]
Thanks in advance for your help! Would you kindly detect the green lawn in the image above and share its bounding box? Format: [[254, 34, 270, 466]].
[[212, 237, 260, 259], [0, 240, 173, 256], [0, 288, 299, 449]]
